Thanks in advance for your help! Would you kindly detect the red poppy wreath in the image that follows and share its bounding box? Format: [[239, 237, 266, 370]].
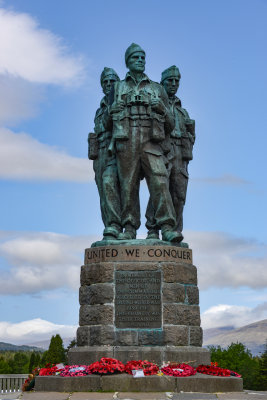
[[161, 363, 196, 377], [88, 357, 125, 374], [125, 360, 159, 376]]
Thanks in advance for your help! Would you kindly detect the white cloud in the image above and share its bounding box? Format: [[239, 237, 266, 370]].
[[186, 230, 267, 290], [0, 128, 94, 181], [1, 229, 266, 296], [0, 318, 77, 345], [0, 75, 43, 125], [0, 8, 85, 85], [0, 231, 99, 295], [201, 302, 267, 329]]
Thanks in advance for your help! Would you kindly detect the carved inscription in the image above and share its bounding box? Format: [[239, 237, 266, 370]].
[[115, 271, 162, 328], [85, 246, 192, 264]]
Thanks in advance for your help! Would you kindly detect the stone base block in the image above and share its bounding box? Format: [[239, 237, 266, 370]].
[[68, 345, 210, 367], [35, 373, 243, 393]]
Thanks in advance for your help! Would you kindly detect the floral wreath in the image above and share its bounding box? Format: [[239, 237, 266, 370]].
[[125, 360, 159, 376], [161, 362, 196, 377], [60, 365, 91, 377], [197, 364, 241, 378], [88, 357, 125, 374], [39, 363, 64, 376]]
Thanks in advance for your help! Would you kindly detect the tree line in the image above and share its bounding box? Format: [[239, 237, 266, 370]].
[[0, 334, 76, 374], [0, 336, 266, 390]]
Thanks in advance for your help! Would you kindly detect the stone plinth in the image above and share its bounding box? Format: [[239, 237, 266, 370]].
[[68, 243, 210, 366], [35, 373, 243, 393]]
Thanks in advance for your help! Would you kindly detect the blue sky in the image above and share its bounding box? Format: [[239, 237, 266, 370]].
[[0, 0, 266, 345]]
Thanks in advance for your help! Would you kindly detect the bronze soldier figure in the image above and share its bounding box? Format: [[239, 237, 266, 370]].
[[146, 65, 195, 238], [88, 67, 122, 240], [109, 44, 180, 242]]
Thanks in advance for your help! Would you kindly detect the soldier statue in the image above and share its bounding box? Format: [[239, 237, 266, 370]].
[[109, 44, 181, 242], [88, 67, 122, 240], [145, 66, 195, 238]]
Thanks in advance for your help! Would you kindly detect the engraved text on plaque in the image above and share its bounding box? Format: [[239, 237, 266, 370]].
[[115, 270, 162, 328]]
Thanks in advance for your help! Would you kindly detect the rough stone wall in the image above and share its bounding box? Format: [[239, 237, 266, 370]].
[[77, 245, 202, 348]]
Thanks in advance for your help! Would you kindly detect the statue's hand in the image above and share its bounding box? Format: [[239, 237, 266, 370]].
[[151, 98, 166, 115], [110, 101, 124, 114]]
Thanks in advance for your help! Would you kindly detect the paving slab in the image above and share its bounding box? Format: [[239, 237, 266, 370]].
[[0, 392, 21, 400], [71, 393, 115, 400], [217, 392, 267, 399], [173, 394, 217, 399], [117, 393, 168, 399], [20, 393, 70, 400]]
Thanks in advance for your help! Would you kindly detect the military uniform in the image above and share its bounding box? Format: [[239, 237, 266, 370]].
[[89, 68, 122, 238], [168, 96, 195, 231], [146, 66, 195, 235], [111, 72, 177, 234]]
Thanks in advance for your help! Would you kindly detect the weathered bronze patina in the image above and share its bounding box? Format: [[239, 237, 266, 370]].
[[88, 46, 195, 244]]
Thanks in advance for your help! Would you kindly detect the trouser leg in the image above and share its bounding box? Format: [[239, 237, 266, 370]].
[[93, 157, 108, 227], [169, 150, 188, 232], [145, 196, 156, 231], [102, 163, 122, 230], [115, 140, 141, 230], [142, 151, 176, 230]]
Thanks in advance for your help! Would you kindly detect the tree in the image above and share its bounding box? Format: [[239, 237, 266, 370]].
[[209, 342, 260, 390], [28, 352, 36, 373], [0, 356, 12, 374], [11, 352, 29, 373], [45, 334, 66, 364], [66, 338, 77, 352], [258, 341, 267, 390], [35, 352, 41, 368]]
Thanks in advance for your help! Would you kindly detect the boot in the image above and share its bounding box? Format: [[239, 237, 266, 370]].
[[162, 225, 183, 243], [146, 229, 160, 240], [118, 224, 136, 240]]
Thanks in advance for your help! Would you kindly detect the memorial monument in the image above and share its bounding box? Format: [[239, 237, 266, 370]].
[[35, 43, 242, 392], [68, 43, 209, 367]]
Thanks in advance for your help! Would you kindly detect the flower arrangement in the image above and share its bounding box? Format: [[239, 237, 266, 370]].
[[125, 360, 159, 376], [22, 358, 242, 385], [161, 362, 196, 377], [39, 363, 64, 376], [60, 365, 91, 376], [197, 363, 241, 377], [87, 357, 125, 374]]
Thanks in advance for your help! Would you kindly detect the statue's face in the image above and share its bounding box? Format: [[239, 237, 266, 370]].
[[102, 77, 117, 96], [163, 77, 180, 97], [127, 51, 146, 73]]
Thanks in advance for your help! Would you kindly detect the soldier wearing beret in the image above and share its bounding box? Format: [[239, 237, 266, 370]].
[[146, 65, 195, 238], [109, 44, 180, 242], [88, 67, 122, 240]]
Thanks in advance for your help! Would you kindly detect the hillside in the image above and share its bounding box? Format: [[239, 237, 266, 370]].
[[203, 319, 267, 356], [30, 337, 75, 350], [0, 341, 44, 352]]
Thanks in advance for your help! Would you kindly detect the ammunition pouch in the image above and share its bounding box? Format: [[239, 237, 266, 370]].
[[185, 118, 195, 137], [88, 132, 98, 160], [150, 113, 165, 142], [181, 133, 194, 161], [112, 111, 129, 141]]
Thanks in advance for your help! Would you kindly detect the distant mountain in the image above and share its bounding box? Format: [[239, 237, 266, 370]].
[[0, 342, 44, 352], [203, 326, 234, 341], [203, 319, 267, 356], [29, 337, 75, 350]]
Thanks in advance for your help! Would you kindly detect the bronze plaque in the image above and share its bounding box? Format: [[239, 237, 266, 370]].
[[115, 270, 162, 328]]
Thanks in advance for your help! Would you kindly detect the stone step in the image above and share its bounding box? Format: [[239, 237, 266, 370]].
[[35, 373, 242, 393]]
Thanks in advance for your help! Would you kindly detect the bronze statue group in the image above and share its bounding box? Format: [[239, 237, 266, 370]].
[[89, 44, 195, 244]]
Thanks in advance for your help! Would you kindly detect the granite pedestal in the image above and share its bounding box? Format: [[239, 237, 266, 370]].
[[68, 242, 209, 367], [37, 242, 242, 392]]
